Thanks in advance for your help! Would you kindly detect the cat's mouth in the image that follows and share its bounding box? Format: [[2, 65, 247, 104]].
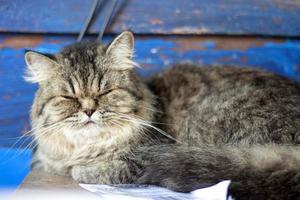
[[84, 120, 96, 126]]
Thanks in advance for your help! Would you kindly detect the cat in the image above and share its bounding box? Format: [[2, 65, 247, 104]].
[[24, 31, 300, 200]]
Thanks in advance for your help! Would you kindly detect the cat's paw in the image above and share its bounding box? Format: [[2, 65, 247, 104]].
[[71, 165, 100, 184]]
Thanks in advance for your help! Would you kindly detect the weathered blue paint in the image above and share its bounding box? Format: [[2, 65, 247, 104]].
[[0, 34, 299, 148], [0, 0, 300, 36]]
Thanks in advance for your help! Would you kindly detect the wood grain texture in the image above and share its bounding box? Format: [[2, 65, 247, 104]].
[[12, 171, 99, 200], [0, 0, 299, 36], [18, 171, 79, 189], [0, 34, 299, 148]]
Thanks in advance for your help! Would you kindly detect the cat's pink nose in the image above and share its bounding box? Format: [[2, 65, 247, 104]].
[[84, 109, 95, 117]]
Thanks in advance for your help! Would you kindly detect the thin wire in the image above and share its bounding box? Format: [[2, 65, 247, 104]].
[[97, 0, 118, 41], [77, 0, 102, 42]]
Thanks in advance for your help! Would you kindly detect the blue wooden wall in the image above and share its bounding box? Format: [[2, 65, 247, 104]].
[[1, 0, 300, 36], [0, 0, 300, 148]]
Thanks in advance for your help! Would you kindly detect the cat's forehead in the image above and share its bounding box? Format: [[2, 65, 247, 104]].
[[58, 41, 106, 70], [42, 42, 136, 93]]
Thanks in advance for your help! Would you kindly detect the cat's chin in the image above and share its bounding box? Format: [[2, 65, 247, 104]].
[[62, 124, 106, 146]]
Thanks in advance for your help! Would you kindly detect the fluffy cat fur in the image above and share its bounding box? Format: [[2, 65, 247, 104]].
[[25, 31, 300, 199]]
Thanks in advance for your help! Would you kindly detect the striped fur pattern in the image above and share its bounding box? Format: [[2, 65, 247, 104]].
[[25, 31, 300, 199], [139, 65, 300, 200], [26, 32, 156, 182]]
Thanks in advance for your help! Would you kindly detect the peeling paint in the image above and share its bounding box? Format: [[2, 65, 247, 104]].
[[149, 18, 164, 25], [2, 95, 11, 100], [172, 27, 210, 34], [0, 36, 43, 49], [193, 9, 201, 15], [170, 37, 284, 52]]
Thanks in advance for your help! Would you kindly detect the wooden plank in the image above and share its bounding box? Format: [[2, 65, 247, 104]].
[[0, 34, 299, 148], [18, 171, 79, 189], [12, 171, 99, 199], [0, 0, 300, 36]]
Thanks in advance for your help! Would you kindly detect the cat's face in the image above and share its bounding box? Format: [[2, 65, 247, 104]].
[[25, 32, 154, 145]]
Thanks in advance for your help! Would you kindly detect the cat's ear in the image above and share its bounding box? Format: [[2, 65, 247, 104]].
[[106, 31, 137, 70], [24, 51, 58, 83]]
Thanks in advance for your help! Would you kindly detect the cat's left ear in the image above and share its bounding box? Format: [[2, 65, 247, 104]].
[[106, 31, 137, 70], [24, 51, 59, 83]]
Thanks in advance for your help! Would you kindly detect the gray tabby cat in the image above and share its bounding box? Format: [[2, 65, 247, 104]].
[[25, 31, 300, 200]]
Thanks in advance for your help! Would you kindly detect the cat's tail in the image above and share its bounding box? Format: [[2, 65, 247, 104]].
[[135, 144, 300, 200]]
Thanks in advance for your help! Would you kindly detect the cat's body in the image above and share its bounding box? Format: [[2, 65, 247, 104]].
[[25, 32, 300, 199], [139, 65, 300, 199], [148, 64, 300, 145]]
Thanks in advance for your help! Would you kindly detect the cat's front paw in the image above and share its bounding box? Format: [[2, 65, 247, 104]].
[[71, 165, 100, 184]]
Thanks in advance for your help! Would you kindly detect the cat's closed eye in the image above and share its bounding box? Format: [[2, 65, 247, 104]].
[[96, 89, 115, 98], [60, 95, 77, 100], [97, 88, 132, 100]]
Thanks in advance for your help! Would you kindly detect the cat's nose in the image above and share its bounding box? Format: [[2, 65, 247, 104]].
[[84, 109, 95, 117]]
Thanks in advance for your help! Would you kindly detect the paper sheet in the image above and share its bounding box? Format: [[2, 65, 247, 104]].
[[79, 180, 232, 200]]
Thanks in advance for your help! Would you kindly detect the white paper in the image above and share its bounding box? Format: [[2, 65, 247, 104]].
[[79, 180, 232, 200]]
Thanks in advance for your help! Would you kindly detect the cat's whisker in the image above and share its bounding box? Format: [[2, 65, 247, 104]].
[[116, 114, 179, 143], [20, 121, 63, 138], [138, 126, 161, 145], [27, 124, 65, 155], [30, 123, 62, 142], [117, 112, 174, 126], [14, 128, 65, 163], [9, 123, 63, 158], [116, 112, 169, 127], [10, 123, 64, 157], [110, 120, 124, 129], [20, 122, 62, 147], [141, 106, 164, 114], [0, 136, 33, 164], [0, 135, 32, 140], [110, 119, 142, 147], [7, 124, 48, 150], [137, 121, 179, 143], [0, 122, 63, 163], [18, 131, 59, 163]]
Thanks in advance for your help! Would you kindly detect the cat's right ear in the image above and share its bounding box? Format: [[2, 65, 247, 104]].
[[24, 51, 58, 83], [105, 31, 137, 70]]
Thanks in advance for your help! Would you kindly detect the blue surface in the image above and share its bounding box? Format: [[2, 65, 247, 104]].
[[0, 148, 31, 188], [0, 0, 299, 36]]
